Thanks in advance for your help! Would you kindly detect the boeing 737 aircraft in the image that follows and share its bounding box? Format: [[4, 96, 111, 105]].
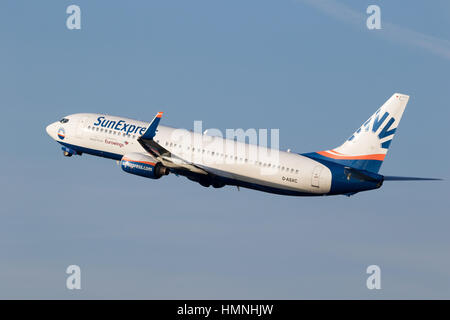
[[45, 93, 440, 196]]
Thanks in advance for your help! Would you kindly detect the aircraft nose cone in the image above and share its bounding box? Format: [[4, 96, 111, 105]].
[[46, 123, 56, 138]]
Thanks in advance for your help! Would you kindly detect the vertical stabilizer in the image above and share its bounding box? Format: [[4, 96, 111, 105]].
[[303, 93, 409, 173]]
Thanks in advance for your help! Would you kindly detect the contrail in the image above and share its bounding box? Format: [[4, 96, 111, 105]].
[[298, 0, 450, 61]]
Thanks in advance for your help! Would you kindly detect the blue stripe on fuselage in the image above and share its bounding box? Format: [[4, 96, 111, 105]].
[[57, 142, 382, 196], [302, 152, 383, 173], [58, 142, 123, 160], [58, 142, 316, 196], [301, 153, 383, 195]]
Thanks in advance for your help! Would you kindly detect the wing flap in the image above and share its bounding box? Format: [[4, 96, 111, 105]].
[[137, 112, 208, 175]]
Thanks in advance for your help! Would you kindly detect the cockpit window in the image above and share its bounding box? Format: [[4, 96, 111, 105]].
[[60, 118, 69, 123]]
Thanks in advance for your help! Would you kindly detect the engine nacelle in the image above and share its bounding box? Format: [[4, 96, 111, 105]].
[[121, 153, 169, 179]]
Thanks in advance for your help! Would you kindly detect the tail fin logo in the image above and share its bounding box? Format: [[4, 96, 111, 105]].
[[310, 93, 409, 173], [347, 111, 396, 149]]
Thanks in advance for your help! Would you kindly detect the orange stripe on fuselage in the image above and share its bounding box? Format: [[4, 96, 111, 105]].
[[317, 150, 385, 161], [122, 158, 156, 166]]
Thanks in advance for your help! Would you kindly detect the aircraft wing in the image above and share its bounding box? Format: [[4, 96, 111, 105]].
[[137, 112, 208, 175]]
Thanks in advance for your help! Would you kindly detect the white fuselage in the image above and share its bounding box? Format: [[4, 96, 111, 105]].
[[46, 113, 332, 196]]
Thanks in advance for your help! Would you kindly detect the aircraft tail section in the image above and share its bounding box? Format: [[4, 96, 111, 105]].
[[303, 93, 409, 173]]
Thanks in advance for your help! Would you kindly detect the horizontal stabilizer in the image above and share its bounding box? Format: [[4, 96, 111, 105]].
[[383, 176, 442, 181]]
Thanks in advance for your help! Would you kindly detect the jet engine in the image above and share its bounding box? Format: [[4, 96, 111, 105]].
[[121, 153, 169, 179]]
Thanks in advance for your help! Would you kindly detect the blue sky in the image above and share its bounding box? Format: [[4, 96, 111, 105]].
[[0, 0, 449, 298]]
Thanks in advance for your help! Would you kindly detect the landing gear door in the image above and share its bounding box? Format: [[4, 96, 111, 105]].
[[311, 165, 323, 188]]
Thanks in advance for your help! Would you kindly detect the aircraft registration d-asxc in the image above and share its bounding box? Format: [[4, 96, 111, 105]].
[[46, 93, 440, 197]]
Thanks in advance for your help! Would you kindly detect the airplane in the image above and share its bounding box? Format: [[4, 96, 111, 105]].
[[45, 93, 440, 197]]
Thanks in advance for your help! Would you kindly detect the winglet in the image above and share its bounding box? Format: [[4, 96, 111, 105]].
[[140, 112, 163, 140]]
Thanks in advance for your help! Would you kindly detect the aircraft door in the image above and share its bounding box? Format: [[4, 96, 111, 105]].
[[76, 117, 88, 138]]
